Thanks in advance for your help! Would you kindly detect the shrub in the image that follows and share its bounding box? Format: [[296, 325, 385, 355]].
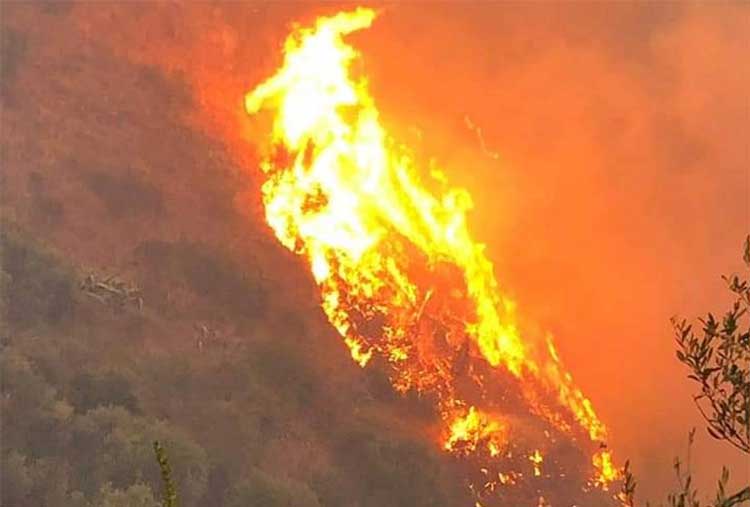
[[1, 229, 75, 329]]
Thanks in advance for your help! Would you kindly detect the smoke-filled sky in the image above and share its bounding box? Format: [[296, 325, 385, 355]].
[[68, 1, 749, 500]]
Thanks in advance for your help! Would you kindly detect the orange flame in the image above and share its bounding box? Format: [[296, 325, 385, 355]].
[[245, 6, 618, 497], [593, 448, 619, 489], [529, 449, 544, 477], [444, 406, 508, 457]]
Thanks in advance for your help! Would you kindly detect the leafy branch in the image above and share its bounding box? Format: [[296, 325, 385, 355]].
[[620, 237, 750, 507], [673, 237, 750, 454]]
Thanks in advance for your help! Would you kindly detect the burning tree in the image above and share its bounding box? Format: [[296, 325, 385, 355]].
[[621, 238, 750, 507]]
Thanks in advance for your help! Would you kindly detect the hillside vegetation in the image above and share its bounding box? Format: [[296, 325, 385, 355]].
[[0, 3, 465, 505]]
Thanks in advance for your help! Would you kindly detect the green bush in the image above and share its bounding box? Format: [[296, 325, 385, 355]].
[[68, 406, 209, 506], [1, 229, 75, 329], [0, 28, 27, 101], [69, 371, 140, 414], [225, 469, 321, 507], [82, 171, 164, 219], [133, 239, 266, 319], [0, 228, 470, 507]]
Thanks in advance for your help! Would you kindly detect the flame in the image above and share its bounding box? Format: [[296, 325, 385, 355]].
[[593, 449, 619, 489], [245, 6, 619, 499], [529, 450, 544, 477], [444, 406, 508, 457]]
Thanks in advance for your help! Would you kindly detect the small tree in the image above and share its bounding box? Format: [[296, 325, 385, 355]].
[[673, 237, 750, 454], [621, 237, 750, 507], [153, 441, 178, 507]]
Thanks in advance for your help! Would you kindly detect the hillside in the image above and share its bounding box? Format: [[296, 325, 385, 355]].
[[0, 4, 472, 506], [0, 3, 671, 506]]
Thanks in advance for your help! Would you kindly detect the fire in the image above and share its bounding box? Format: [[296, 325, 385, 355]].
[[245, 6, 619, 500], [529, 450, 544, 477], [593, 448, 619, 489], [444, 406, 508, 457]]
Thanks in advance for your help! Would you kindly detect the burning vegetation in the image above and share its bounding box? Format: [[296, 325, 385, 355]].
[[4, 2, 745, 506], [245, 8, 618, 503]]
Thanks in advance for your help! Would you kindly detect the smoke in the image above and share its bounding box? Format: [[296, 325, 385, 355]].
[[353, 4, 750, 498], [68, 2, 749, 500]]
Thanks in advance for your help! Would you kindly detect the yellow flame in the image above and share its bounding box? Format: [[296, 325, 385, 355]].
[[445, 406, 508, 456], [529, 449, 544, 477], [593, 449, 620, 488], [245, 6, 616, 492]]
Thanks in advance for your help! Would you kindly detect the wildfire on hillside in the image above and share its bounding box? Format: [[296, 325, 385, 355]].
[[245, 7, 619, 504]]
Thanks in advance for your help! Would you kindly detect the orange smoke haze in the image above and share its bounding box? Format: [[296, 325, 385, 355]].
[[70, 2, 749, 500]]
